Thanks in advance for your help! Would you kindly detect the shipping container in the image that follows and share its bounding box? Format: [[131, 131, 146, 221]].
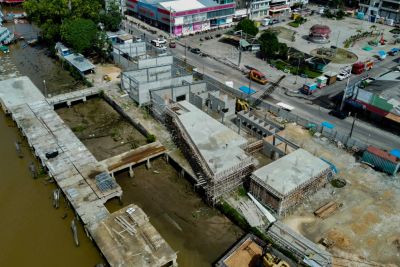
[[362, 146, 400, 175]]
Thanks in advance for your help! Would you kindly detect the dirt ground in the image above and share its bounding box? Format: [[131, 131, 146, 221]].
[[106, 157, 243, 267], [57, 97, 147, 161], [281, 123, 400, 265]]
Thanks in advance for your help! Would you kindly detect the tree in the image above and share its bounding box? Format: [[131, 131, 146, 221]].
[[61, 18, 98, 53], [258, 31, 288, 60], [235, 18, 259, 36], [24, 0, 102, 44], [100, 2, 123, 32], [336, 9, 345, 19]]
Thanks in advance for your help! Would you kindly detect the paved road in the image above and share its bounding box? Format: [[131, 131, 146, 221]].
[[122, 19, 400, 150]]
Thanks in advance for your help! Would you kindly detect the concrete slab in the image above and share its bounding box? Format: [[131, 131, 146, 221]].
[[0, 76, 44, 111], [172, 101, 250, 176], [252, 148, 330, 197]]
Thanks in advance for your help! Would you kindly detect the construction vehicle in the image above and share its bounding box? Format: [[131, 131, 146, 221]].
[[249, 69, 268, 85], [263, 252, 290, 267], [235, 75, 285, 113], [235, 98, 250, 113], [262, 245, 290, 267]]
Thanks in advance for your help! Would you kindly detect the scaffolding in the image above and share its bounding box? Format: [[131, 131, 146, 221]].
[[165, 103, 255, 204]]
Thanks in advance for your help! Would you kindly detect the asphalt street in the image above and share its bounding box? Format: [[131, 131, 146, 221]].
[[123, 19, 400, 151]]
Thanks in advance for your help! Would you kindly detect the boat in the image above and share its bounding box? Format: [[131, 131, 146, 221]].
[[0, 45, 9, 53], [0, 26, 14, 44], [27, 38, 38, 46]]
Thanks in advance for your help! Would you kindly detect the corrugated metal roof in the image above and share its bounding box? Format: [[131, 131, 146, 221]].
[[370, 95, 393, 112], [64, 53, 95, 73], [367, 146, 398, 163]]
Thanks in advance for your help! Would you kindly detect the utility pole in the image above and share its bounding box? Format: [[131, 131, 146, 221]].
[[339, 76, 351, 111], [238, 30, 243, 67], [349, 112, 357, 138]]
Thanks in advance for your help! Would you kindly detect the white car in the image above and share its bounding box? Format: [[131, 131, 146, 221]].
[[337, 71, 351, 81]]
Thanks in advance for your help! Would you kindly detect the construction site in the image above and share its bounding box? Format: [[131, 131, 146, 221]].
[[1, 31, 399, 267]]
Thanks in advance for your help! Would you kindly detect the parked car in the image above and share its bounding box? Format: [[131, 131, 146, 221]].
[[337, 71, 351, 81], [169, 40, 176, 48], [329, 110, 348, 120], [190, 48, 201, 54]]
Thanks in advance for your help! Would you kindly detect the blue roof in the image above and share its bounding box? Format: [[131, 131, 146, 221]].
[[321, 121, 334, 129], [390, 149, 400, 159], [391, 48, 399, 52], [378, 50, 386, 56], [239, 86, 256, 95]]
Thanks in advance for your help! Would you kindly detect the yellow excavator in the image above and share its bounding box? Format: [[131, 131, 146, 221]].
[[235, 98, 250, 113], [263, 252, 290, 267], [235, 75, 286, 113]]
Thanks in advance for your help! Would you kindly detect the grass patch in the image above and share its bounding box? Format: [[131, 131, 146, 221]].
[[146, 134, 156, 143], [288, 21, 300, 28], [238, 186, 247, 197], [271, 59, 322, 79], [71, 125, 87, 132]]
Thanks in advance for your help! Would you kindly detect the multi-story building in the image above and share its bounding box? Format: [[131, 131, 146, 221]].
[[268, 0, 291, 17], [247, 0, 270, 18], [359, 0, 400, 22], [126, 0, 235, 36]]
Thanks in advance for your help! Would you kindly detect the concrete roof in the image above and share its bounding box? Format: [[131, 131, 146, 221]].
[[174, 101, 250, 176], [0, 76, 44, 108], [159, 0, 206, 12], [252, 149, 330, 197]]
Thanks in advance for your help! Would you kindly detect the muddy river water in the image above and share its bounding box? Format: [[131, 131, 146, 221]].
[[0, 12, 243, 266]]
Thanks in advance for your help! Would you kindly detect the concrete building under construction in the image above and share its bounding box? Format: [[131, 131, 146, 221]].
[[165, 101, 255, 203], [250, 149, 333, 216]]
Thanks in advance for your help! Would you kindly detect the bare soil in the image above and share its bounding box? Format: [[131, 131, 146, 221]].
[[281, 123, 400, 265], [57, 98, 147, 161]]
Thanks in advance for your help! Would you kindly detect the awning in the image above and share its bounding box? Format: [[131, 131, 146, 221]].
[[240, 39, 250, 48], [390, 149, 400, 159], [239, 85, 256, 95], [321, 121, 334, 129]]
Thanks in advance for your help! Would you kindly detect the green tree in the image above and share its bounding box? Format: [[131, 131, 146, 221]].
[[24, 0, 102, 43], [100, 2, 123, 32], [336, 9, 345, 19], [235, 18, 259, 36], [61, 18, 98, 53], [258, 31, 288, 59]]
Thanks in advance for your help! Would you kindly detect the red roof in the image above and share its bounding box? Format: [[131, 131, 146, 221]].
[[367, 146, 398, 163], [310, 25, 331, 34]]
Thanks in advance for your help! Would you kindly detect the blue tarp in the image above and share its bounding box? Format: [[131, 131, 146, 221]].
[[390, 149, 400, 159], [239, 86, 256, 95], [378, 50, 386, 57], [391, 48, 399, 53], [321, 121, 334, 129], [320, 157, 339, 174]]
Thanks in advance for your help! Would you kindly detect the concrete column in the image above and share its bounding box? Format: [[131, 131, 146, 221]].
[[111, 172, 115, 178], [67, 101, 71, 107], [180, 169, 185, 178], [146, 158, 151, 169], [82, 96, 87, 103], [164, 154, 169, 163], [129, 165, 134, 178]]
